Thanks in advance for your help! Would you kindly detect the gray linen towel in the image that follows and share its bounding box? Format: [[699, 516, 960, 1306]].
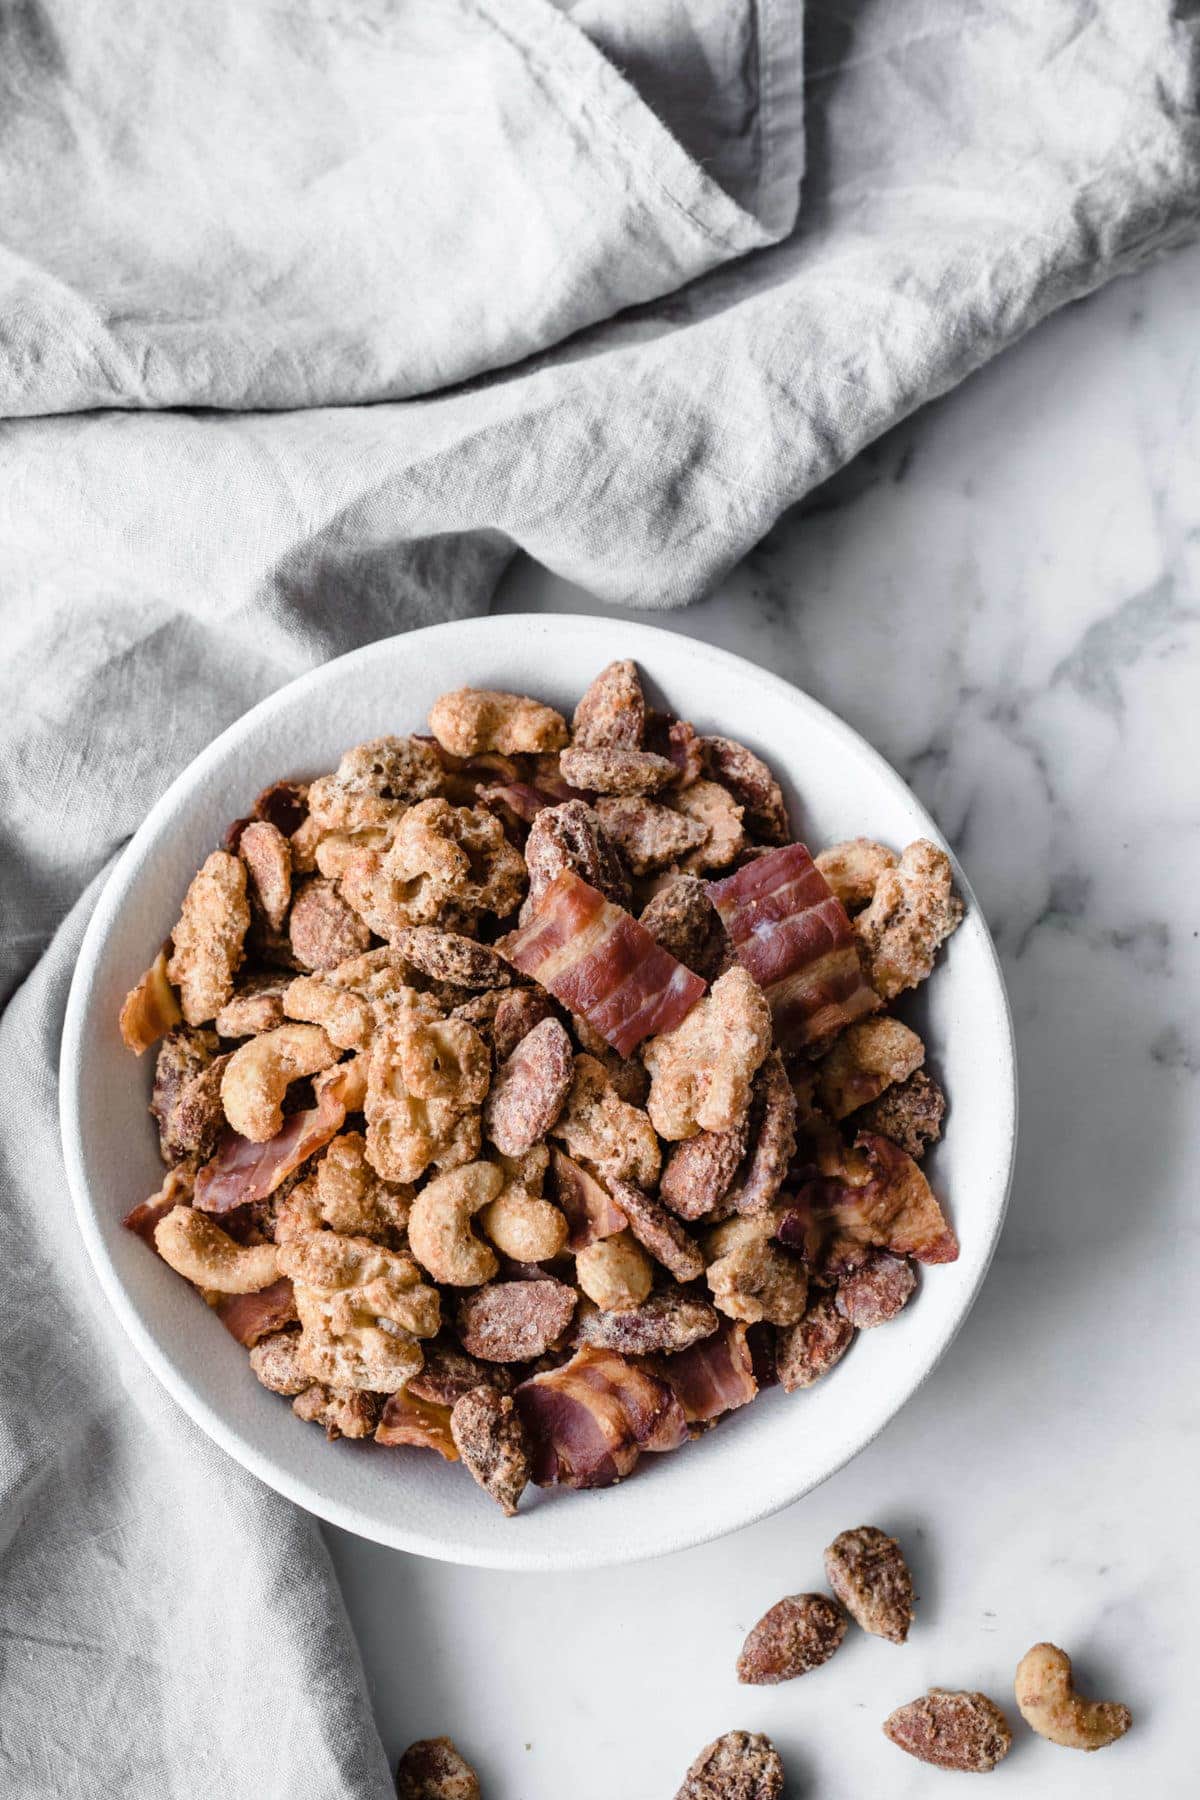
[[0, 2, 1196, 1793]]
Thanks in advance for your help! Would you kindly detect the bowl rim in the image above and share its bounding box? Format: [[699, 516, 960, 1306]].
[[59, 613, 1017, 1569]]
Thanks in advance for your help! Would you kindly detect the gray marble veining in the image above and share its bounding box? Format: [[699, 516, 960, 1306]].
[[328, 239, 1200, 1798]]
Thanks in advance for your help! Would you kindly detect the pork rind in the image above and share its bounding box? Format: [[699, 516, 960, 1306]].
[[154, 1205, 279, 1294], [341, 799, 526, 935], [482, 1016, 573, 1157], [287, 878, 373, 973], [672, 779, 746, 871], [220, 1022, 338, 1142], [150, 1027, 230, 1165], [855, 838, 963, 1000], [855, 1068, 945, 1159], [558, 744, 677, 795], [643, 967, 771, 1140], [572, 658, 645, 749], [593, 797, 707, 875], [238, 819, 292, 933], [705, 1214, 809, 1326], [450, 1386, 532, 1517], [638, 873, 731, 982], [815, 1017, 925, 1120], [700, 735, 790, 844], [278, 1229, 439, 1391], [306, 734, 444, 832], [167, 851, 251, 1025], [119, 947, 182, 1053], [520, 799, 631, 920], [814, 837, 898, 912], [365, 1019, 483, 1184], [394, 1015, 490, 1107], [429, 688, 567, 757], [275, 1131, 412, 1247], [549, 1054, 661, 1189]]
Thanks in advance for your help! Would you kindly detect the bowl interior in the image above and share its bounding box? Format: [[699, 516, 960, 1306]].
[[61, 615, 1015, 1570]]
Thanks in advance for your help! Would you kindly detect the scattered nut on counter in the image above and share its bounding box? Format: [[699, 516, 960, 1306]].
[[1014, 1641, 1132, 1751], [883, 1688, 1013, 1772]]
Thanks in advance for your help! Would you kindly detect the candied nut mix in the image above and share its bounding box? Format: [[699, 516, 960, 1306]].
[[824, 1525, 915, 1643], [118, 659, 964, 1514], [884, 1689, 1014, 1771]]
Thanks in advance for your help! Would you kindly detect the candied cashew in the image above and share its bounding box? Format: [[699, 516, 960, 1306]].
[[408, 1161, 503, 1286], [855, 838, 963, 1000], [814, 837, 898, 912], [238, 819, 292, 932], [572, 658, 646, 748], [479, 1183, 567, 1263], [575, 1230, 653, 1311], [705, 1214, 808, 1326], [167, 851, 250, 1025], [220, 1023, 338, 1142], [119, 947, 182, 1053], [643, 967, 771, 1141], [815, 1017, 925, 1120], [549, 1054, 661, 1188], [824, 1525, 914, 1644], [1014, 1643, 1131, 1751], [395, 1737, 481, 1800], [672, 778, 746, 872], [154, 1205, 279, 1294], [429, 687, 567, 757], [884, 1690, 1013, 1772]]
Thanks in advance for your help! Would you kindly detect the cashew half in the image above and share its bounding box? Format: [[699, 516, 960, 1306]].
[[154, 1205, 279, 1294], [408, 1161, 503, 1286], [480, 1184, 568, 1263], [575, 1231, 653, 1311], [220, 1023, 338, 1141], [1014, 1643, 1131, 1751]]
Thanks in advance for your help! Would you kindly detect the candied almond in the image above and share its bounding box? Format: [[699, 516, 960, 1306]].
[[558, 744, 677, 795], [700, 736, 790, 845], [288, 878, 372, 973], [726, 1051, 796, 1216], [660, 1117, 749, 1221], [407, 1339, 515, 1406], [390, 925, 512, 991], [490, 986, 556, 1063], [638, 874, 731, 982], [395, 1736, 481, 1800], [824, 1525, 914, 1644], [249, 1329, 309, 1396], [483, 1016, 573, 1157], [594, 796, 707, 875], [673, 779, 746, 872], [775, 1292, 855, 1392], [884, 1689, 1013, 1772], [450, 1385, 532, 1517], [836, 1249, 916, 1328], [737, 1593, 847, 1684], [238, 819, 292, 933], [150, 1027, 229, 1165], [572, 658, 646, 748], [520, 799, 631, 920], [574, 1286, 719, 1354], [674, 1730, 784, 1800], [855, 1068, 945, 1160], [607, 1178, 704, 1285], [456, 1278, 577, 1363]]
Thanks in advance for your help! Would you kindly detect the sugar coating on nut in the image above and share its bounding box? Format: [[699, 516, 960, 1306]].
[[814, 837, 898, 912], [836, 1249, 916, 1328], [249, 1329, 310, 1396], [574, 1230, 654, 1311], [150, 1027, 229, 1165], [154, 1205, 279, 1295], [775, 1292, 856, 1392], [520, 799, 631, 921], [607, 1178, 705, 1285], [660, 1115, 749, 1220], [395, 1735, 481, 1800], [855, 838, 963, 1000], [483, 1016, 573, 1157], [550, 1054, 661, 1189], [673, 1730, 785, 1800], [238, 819, 292, 933], [672, 778, 747, 872], [816, 1016, 925, 1120], [407, 1161, 503, 1286], [594, 796, 708, 875], [307, 734, 444, 832], [215, 975, 289, 1039], [168, 851, 250, 1025], [429, 687, 567, 758], [824, 1525, 914, 1644], [478, 1180, 567, 1263], [294, 1384, 382, 1440], [344, 798, 526, 936], [574, 1286, 719, 1353], [727, 1051, 797, 1216], [450, 1386, 532, 1516], [278, 1229, 438, 1391], [1014, 1642, 1131, 1751], [884, 1689, 1013, 1772], [364, 1020, 482, 1185], [456, 1277, 577, 1362], [220, 1022, 338, 1142], [644, 968, 772, 1141], [558, 744, 677, 795], [737, 1593, 847, 1684], [275, 1131, 412, 1247], [700, 736, 790, 845], [572, 658, 645, 749], [855, 1068, 945, 1160], [639, 873, 731, 982]]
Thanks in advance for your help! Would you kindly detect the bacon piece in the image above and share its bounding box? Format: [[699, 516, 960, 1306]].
[[548, 1149, 627, 1250], [119, 946, 182, 1054], [778, 1133, 958, 1267], [376, 1390, 460, 1461], [707, 844, 879, 1049], [215, 1277, 299, 1346], [502, 871, 706, 1058], [515, 1346, 687, 1488], [123, 1165, 195, 1246], [193, 1084, 346, 1215], [477, 781, 548, 826], [654, 1320, 758, 1424]]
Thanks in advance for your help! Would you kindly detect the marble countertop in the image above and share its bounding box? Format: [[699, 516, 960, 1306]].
[[328, 239, 1200, 1798]]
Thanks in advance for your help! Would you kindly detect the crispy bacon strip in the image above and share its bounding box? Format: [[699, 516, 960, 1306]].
[[549, 1149, 627, 1251], [193, 1085, 346, 1215], [654, 1320, 758, 1423], [123, 1166, 194, 1245], [376, 1391, 459, 1461], [215, 1278, 299, 1347], [515, 1347, 687, 1488], [707, 843, 879, 1049], [502, 871, 706, 1058], [778, 1133, 958, 1266]]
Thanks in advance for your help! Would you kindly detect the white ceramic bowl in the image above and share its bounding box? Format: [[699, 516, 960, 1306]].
[[60, 615, 1015, 1571]]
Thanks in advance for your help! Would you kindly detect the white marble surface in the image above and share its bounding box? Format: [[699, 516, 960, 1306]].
[[328, 240, 1200, 1797]]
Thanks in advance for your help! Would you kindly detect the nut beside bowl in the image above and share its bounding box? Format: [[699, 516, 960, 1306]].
[[59, 615, 1016, 1571]]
